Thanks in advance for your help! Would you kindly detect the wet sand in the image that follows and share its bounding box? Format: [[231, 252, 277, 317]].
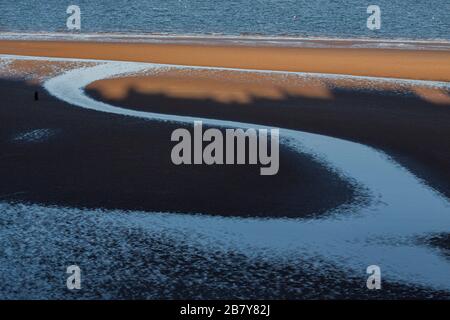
[[0, 78, 357, 217], [1, 40, 449, 208], [86, 70, 450, 200], [0, 41, 450, 299], [1, 40, 450, 81], [0, 74, 448, 299]]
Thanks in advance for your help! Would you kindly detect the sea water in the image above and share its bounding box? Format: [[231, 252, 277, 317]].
[[0, 0, 448, 41]]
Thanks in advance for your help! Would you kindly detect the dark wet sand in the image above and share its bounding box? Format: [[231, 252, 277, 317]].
[[0, 79, 357, 218], [0, 78, 449, 299], [86, 80, 450, 200]]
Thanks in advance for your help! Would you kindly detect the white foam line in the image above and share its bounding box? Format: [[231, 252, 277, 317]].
[[2, 55, 450, 291], [1, 31, 450, 45]]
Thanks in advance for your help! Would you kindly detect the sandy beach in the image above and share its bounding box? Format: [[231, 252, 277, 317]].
[[1, 40, 450, 81], [1, 39, 449, 198], [0, 39, 449, 299]]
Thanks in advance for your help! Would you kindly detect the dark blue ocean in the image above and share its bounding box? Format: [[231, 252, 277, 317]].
[[0, 0, 449, 40]]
